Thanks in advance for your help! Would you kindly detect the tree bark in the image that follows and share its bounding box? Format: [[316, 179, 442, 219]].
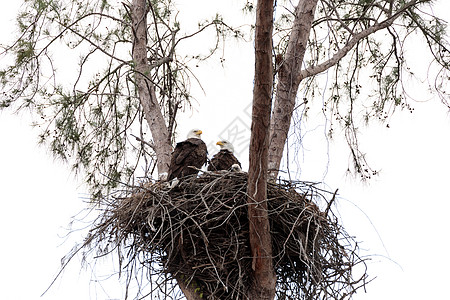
[[268, 0, 318, 180], [247, 0, 277, 299], [131, 0, 172, 175]]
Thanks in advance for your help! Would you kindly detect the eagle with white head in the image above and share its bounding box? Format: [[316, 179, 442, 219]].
[[167, 129, 207, 180], [207, 140, 242, 171]]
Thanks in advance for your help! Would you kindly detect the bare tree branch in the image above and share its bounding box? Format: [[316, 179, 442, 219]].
[[298, 0, 424, 81]]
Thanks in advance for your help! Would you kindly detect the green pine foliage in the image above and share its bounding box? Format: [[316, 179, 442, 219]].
[[0, 0, 242, 199]]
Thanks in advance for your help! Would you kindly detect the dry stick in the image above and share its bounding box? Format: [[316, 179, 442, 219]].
[[131, 133, 156, 150], [325, 188, 339, 217]]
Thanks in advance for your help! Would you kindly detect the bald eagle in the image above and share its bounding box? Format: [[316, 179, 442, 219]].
[[167, 129, 207, 180], [207, 140, 242, 171]]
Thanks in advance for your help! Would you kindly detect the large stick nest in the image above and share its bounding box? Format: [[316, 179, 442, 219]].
[[79, 171, 369, 299]]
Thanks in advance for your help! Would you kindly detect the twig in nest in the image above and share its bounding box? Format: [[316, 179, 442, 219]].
[[325, 188, 339, 217]]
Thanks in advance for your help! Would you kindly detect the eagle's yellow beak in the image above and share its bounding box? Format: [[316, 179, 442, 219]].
[[196, 130, 203, 135], [216, 141, 225, 146]]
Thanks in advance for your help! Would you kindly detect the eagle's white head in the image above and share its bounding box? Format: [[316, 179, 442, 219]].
[[216, 140, 235, 153], [230, 163, 242, 172], [187, 129, 203, 139]]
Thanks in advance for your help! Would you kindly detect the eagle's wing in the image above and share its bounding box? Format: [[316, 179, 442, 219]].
[[174, 141, 195, 165], [168, 138, 207, 180], [208, 150, 241, 171]]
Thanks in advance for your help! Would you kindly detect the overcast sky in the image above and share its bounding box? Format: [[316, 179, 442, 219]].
[[1, 1, 449, 300]]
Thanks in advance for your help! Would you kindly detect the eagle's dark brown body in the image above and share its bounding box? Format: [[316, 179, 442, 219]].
[[207, 150, 241, 171], [168, 138, 207, 180]]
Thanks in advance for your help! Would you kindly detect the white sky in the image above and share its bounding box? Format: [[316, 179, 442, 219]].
[[1, 1, 449, 299]]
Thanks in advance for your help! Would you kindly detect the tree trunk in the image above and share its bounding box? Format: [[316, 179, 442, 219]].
[[268, 0, 318, 180], [131, 2, 196, 298], [131, 0, 173, 175], [247, 0, 277, 299]]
